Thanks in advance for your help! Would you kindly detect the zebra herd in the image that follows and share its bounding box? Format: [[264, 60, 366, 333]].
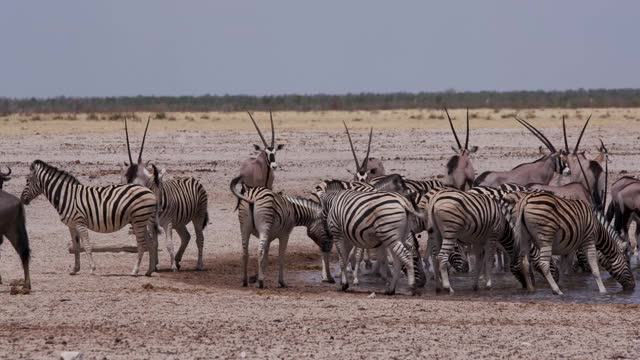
[[0, 109, 638, 297]]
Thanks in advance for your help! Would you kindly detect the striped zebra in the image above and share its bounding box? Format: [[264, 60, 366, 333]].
[[509, 191, 635, 295], [369, 174, 445, 195], [427, 188, 508, 293], [315, 188, 424, 295], [231, 178, 333, 288], [146, 165, 209, 271], [21, 160, 158, 276]]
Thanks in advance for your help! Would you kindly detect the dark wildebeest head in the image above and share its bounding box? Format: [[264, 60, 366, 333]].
[[444, 108, 477, 190], [120, 116, 152, 186], [0, 166, 11, 190], [343, 121, 385, 182]]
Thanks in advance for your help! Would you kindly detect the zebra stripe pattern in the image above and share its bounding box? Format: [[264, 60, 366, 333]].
[[232, 179, 334, 288], [511, 192, 635, 295], [148, 165, 209, 271], [317, 188, 424, 295], [21, 160, 158, 276]]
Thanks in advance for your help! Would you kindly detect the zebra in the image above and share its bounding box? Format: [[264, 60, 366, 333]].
[[231, 178, 334, 288], [145, 165, 209, 271], [315, 188, 425, 295], [369, 174, 445, 196], [508, 191, 635, 295], [426, 188, 509, 293], [21, 160, 158, 276]]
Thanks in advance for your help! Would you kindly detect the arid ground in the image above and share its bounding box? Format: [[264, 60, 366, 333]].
[[2, 108, 640, 359]]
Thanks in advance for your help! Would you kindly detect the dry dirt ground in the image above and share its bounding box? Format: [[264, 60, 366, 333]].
[[2, 109, 640, 359]]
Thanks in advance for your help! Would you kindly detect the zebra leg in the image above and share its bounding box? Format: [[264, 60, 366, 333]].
[[436, 238, 455, 294], [68, 227, 81, 275], [583, 243, 607, 294], [193, 219, 205, 271], [277, 234, 290, 288], [76, 226, 96, 274], [537, 245, 563, 295], [320, 250, 335, 283], [240, 226, 251, 287], [144, 225, 159, 277], [482, 240, 494, 290], [364, 249, 373, 269], [256, 234, 271, 289], [173, 225, 191, 270], [387, 241, 416, 295], [333, 236, 349, 291], [352, 247, 364, 286], [164, 223, 177, 272], [519, 254, 535, 292]]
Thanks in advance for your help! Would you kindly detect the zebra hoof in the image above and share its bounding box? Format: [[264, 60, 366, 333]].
[[322, 278, 336, 284], [339, 283, 349, 292], [410, 288, 421, 296], [145, 271, 153, 277], [248, 275, 258, 284], [278, 281, 288, 288], [256, 280, 264, 289], [384, 289, 396, 296], [242, 279, 248, 287], [175, 262, 181, 270]]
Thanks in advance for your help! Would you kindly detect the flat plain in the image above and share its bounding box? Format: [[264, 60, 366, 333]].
[[2, 108, 640, 359]]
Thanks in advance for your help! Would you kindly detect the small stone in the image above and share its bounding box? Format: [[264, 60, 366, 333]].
[[367, 292, 376, 299], [240, 351, 247, 358], [60, 351, 84, 360]]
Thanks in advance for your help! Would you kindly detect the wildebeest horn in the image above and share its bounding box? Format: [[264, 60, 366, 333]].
[[464, 108, 469, 150], [247, 112, 268, 148], [124, 117, 133, 165], [562, 116, 569, 153], [444, 107, 462, 149], [270, 110, 275, 147], [138, 116, 151, 164], [573, 114, 592, 154], [515, 117, 557, 153], [362, 127, 373, 170], [0, 166, 11, 177], [343, 121, 360, 170]]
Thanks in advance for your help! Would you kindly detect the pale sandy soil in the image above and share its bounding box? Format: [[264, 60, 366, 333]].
[[1, 109, 640, 359]]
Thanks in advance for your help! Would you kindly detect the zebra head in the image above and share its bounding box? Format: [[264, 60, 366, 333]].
[[248, 110, 284, 171], [444, 108, 478, 190], [343, 121, 383, 182], [0, 166, 11, 190], [21, 161, 44, 205], [121, 116, 152, 186]]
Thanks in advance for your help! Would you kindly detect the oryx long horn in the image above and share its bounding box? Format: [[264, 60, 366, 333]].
[[599, 139, 608, 154], [362, 127, 373, 170], [343, 121, 360, 169], [124, 117, 134, 165], [270, 109, 275, 147], [576, 154, 593, 205], [602, 139, 609, 210], [248, 112, 268, 148], [138, 116, 151, 164], [0, 166, 11, 177], [444, 107, 462, 149], [515, 117, 556, 153], [464, 108, 470, 150], [562, 116, 569, 153], [573, 114, 592, 154]]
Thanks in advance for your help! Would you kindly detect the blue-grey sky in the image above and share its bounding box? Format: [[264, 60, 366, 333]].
[[1, 1, 638, 97]]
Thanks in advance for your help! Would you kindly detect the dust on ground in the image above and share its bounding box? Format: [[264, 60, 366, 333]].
[[1, 109, 640, 359]]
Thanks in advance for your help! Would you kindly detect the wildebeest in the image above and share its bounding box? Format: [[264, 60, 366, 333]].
[[0, 167, 31, 290]]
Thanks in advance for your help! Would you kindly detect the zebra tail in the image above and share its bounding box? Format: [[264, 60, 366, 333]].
[[605, 200, 615, 223], [511, 196, 528, 258], [15, 204, 31, 262], [202, 211, 209, 230], [230, 176, 253, 211], [612, 200, 625, 234]]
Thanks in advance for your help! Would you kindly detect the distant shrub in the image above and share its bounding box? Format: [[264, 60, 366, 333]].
[[155, 112, 167, 119], [409, 114, 424, 120], [108, 113, 124, 121], [200, 114, 210, 120], [87, 113, 99, 120], [52, 114, 63, 120]]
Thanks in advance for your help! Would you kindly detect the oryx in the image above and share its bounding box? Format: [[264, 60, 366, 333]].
[[474, 117, 568, 187], [120, 116, 152, 185], [444, 108, 477, 190], [0, 166, 10, 189], [343, 121, 385, 182]]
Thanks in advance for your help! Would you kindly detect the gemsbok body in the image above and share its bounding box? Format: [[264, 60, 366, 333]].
[[21, 160, 158, 276], [0, 167, 31, 290]]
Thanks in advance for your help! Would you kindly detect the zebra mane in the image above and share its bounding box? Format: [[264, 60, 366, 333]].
[[32, 160, 81, 185], [283, 195, 322, 213]]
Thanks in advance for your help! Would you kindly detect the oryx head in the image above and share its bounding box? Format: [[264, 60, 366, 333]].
[[343, 121, 375, 182], [121, 116, 152, 186], [444, 108, 478, 190], [0, 166, 11, 189], [515, 116, 569, 176], [560, 114, 593, 176], [248, 110, 284, 171]]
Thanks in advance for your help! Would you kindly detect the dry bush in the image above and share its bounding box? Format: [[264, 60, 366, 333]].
[[428, 113, 444, 120], [200, 114, 210, 120], [155, 112, 167, 120], [87, 113, 99, 121], [500, 112, 516, 119], [409, 114, 424, 120]]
